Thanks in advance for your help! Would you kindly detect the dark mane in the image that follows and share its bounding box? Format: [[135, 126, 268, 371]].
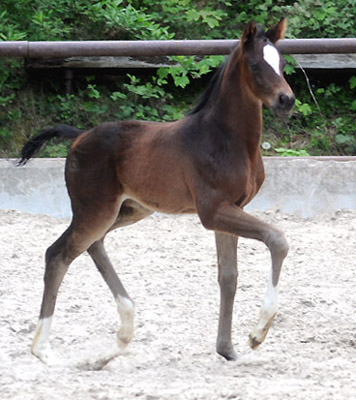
[[188, 26, 269, 116], [188, 57, 228, 115]]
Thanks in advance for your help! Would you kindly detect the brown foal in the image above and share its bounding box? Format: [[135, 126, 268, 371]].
[[19, 18, 295, 363]]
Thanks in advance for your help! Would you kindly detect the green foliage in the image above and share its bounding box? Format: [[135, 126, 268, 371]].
[[350, 76, 356, 90], [89, 0, 174, 40], [274, 147, 310, 157], [295, 99, 312, 116], [0, 0, 355, 157], [158, 55, 224, 89]]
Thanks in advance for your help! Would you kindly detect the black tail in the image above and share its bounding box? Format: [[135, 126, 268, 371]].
[[18, 124, 84, 166]]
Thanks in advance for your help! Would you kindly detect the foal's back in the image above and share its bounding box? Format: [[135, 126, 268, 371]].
[[66, 119, 198, 215]]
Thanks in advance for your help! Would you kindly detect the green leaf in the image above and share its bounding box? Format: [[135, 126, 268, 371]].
[[295, 99, 312, 116], [186, 9, 200, 22], [349, 76, 356, 90], [274, 148, 310, 157], [111, 91, 127, 101], [204, 16, 220, 29], [87, 84, 100, 99], [283, 55, 296, 75], [173, 75, 190, 88], [335, 134, 351, 144]]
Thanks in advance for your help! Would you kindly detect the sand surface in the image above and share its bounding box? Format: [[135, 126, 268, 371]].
[[1, 209, 356, 399]]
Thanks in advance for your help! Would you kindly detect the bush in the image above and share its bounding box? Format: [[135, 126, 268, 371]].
[[0, 0, 355, 157]]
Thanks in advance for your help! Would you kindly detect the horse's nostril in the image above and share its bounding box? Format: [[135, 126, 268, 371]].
[[279, 94, 288, 105], [279, 94, 295, 108]]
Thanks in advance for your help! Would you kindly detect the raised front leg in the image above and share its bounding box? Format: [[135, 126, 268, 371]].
[[215, 232, 238, 360], [199, 201, 288, 355], [248, 270, 279, 349]]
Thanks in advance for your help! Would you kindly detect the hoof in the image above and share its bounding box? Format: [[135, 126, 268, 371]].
[[117, 337, 130, 349], [217, 342, 238, 361], [248, 334, 262, 350], [117, 329, 133, 349], [249, 312, 276, 350], [222, 351, 238, 361], [31, 344, 61, 365]]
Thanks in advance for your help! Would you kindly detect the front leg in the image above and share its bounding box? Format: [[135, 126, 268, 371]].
[[215, 232, 238, 360], [199, 200, 288, 354]]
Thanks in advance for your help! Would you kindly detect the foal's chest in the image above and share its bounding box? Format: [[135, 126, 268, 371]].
[[233, 154, 265, 207]]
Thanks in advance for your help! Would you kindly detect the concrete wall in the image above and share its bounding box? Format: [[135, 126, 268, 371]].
[[0, 159, 70, 218], [1, 157, 356, 219]]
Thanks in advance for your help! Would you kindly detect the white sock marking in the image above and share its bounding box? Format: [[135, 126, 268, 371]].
[[255, 272, 279, 332], [262, 272, 279, 316], [249, 272, 279, 347], [32, 317, 59, 364], [33, 317, 52, 347], [116, 296, 135, 346], [263, 44, 281, 76]]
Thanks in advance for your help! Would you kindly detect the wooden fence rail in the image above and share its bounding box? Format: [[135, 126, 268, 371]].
[[1, 38, 356, 58]]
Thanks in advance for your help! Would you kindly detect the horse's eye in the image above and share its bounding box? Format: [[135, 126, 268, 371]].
[[249, 63, 259, 72]]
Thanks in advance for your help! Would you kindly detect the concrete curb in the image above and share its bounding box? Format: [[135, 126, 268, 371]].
[[1, 158, 356, 218], [1, 159, 70, 218]]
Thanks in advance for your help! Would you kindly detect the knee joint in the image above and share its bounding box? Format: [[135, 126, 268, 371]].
[[265, 229, 289, 259], [218, 269, 238, 291]]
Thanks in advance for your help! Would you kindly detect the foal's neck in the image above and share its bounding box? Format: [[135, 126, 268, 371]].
[[212, 49, 263, 148]]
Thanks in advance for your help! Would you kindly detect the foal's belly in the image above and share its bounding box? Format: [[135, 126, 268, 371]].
[[122, 190, 196, 215]]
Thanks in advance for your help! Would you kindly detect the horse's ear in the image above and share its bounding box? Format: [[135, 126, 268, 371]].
[[266, 18, 287, 43], [241, 21, 257, 47]]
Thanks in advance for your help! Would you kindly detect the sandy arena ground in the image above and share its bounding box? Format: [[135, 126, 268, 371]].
[[1, 208, 356, 399]]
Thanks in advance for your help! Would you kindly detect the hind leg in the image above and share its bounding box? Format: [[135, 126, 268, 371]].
[[88, 240, 135, 348], [87, 201, 153, 348], [32, 209, 120, 364]]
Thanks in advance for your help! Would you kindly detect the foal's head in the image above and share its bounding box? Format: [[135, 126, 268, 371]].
[[239, 18, 295, 117]]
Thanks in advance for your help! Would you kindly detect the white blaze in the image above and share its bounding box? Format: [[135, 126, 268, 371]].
[[263, 44, 281, 76]]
